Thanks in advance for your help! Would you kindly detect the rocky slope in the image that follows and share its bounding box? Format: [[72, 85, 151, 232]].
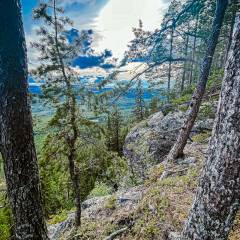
[[48, 109, 239, 240], [123, 110, 213, 181], [49, 141, 240, 240]]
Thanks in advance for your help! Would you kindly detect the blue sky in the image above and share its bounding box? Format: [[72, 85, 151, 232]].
[[21, 0, 170, 68]]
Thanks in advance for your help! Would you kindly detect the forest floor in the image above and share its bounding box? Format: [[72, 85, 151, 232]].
[[49, 140, 240, 240]]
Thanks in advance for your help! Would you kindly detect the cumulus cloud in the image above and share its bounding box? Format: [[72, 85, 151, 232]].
[[94, 0, 169, 60], [23, 0, 170, 70]]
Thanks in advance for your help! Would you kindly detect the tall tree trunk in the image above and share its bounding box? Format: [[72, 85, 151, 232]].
[[114, 109, 120, 154], [66, 91, 81, 229], [189, 15, 199, 86], [68, 150, 81, 227], [167, 0, 229, 161], [167, 26, 174, 102], [181, 27, 190, 92], [0, 1, 48, 239], [181, 12, 240, 240], [52, 0, 82, 227], [68, 96, 81, 228], [224, 1, 237, 64]]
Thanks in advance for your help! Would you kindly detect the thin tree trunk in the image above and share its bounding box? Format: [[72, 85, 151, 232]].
[[224, 2, 237, 63], [167, 26, 174, 102], [167, 0, 229, 161], [181, 12, 240, 239], [53, 0, 81, 227], [136, 79, 145, 121], [74, 173, 81, 227], [181, 27, 190, 92], [69, 96, 81, 228], [114, 109, 120, 154], [68, 151, 81, 227], [0, 1, 48, 239], [189, 15, 199, 86]]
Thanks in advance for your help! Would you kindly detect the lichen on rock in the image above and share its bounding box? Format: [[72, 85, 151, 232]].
[[123, 110, 213, 181]]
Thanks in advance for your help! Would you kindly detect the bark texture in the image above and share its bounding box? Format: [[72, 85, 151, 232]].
[[181, 12, 240, 240], [167, 0, 229, 160], [0, 1, 48, 239]]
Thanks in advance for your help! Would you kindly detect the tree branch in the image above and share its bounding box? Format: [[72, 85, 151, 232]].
[[104, 227, 128, 240]]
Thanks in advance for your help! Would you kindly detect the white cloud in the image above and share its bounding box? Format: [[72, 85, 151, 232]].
[[25, 0, 170, 69], [93, 0, 169, 60], [57, 0, 170, 61]]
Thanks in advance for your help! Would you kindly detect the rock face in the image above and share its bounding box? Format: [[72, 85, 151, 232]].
[[48, 197, 110, 239], [48, 186, 146, 239], [168, 232, 181, 240], [123, 110, 213, 181]]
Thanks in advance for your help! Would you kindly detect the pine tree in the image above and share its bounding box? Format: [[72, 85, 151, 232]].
[[167, 0, 229, 161], [133, 80, 146, 121], [156, 0, 182, 101], [0, 1, 48, 239], [180, 22, 190, 92], [149, 97, 159, 114], [32, 0, 93, 227], [182, 11, 240, 239], [188, 13, 200, 86], [106, 107, 123, 156]]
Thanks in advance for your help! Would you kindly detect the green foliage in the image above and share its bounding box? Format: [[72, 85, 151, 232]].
[[40, 131, 128, 216], [105, 196, 117, 210], [131, 192, 170, 239], [172, 93, 191, 107], [192, 132, 211, 143], [39, 153, 73, 216], [127, 167, 200, 240], [148, 97, 160, 114], [147, 164, 165, 184], [89, 182, 112, 198], [198, 102, 216, 119], [0, 161, 12, 240], [48, 209, 69, 225], [132, 80, 148, 122], [33, 115, 52, 152], [207, 69, 224, 90], [0, 194, 12, 240], [105, 107, 124, 155], [0, 210, 11, 240], [32, 0, 129, 224], [171, 85, 194, 108], [0, 158, 4, 179], [71, 221, 98, 240]]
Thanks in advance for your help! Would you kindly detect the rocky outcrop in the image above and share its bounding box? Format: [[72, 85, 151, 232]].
[[48, 186, 147, 239], [123, 110, 213, 181], [168, 232, 181, 240], [48, 141, 240, 240]]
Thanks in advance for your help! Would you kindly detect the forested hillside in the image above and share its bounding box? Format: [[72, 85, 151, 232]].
[[0, 0, 239, 239]]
